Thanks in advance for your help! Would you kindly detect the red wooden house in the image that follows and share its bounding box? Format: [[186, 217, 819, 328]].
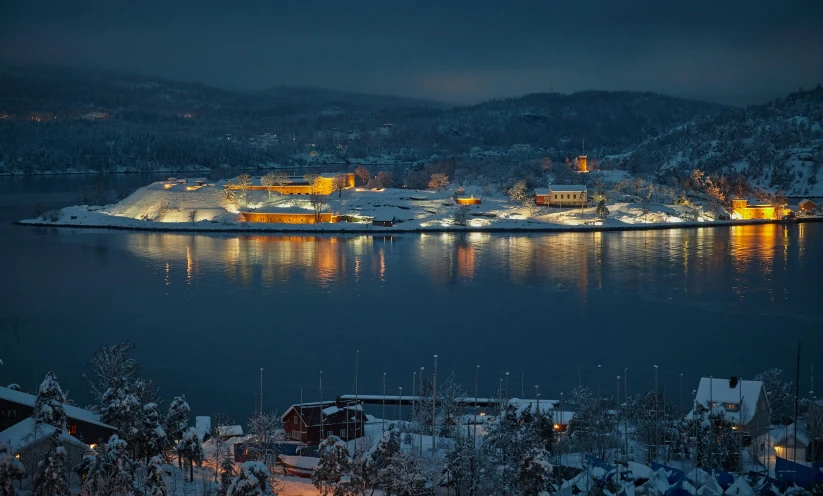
[[280, 398, 368, 446]]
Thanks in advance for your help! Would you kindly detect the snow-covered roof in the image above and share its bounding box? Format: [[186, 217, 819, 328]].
[[0, 418, 89, 454], [798, 199, 817, 206], [685, 378, 765, 424], [0, 386, 115, 430], [195, 416, 211, 439], [549, 185, 587, 192], [217, 425, 243, 437], [773, 422, 810, 446], [535, 188, 550, 195], [322, 406, 340, 416]]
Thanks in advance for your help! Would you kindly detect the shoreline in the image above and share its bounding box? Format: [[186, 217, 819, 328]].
[[13, 217, 822, 235]]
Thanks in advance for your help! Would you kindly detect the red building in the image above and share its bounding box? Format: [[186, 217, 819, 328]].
[[281, 398, 368, 445]]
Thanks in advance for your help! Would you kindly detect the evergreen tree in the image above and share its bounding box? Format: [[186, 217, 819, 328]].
[[311, 436, 352, 495], [0, 440, 26, 496], [218, 457, 236, 496], [166, 395, 190, 468], [100, 379, 142, 450], [176, 427, 204, 482], [226, 461, 273, 496], [517, 447, 554, 495], [33, 431, 69, 496], [34, 371, 67, 430], [140, 403, 168, 463], [81, 435, 136, 496], [145, 455, 167, 496]]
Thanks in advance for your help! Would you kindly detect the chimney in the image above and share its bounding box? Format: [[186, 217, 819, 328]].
[[729, 376, 739, 388]]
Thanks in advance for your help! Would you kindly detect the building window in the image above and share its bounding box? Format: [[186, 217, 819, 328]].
[[326, 431, 332, 438], [293, 416, 298, 425], [0, 409, 5, 418], [340, 429, 347, 437], [69, 425, 77, 435], [7, 409, 16, 419]]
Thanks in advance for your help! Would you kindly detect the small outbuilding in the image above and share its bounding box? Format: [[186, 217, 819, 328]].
[[798, 199, 818, 213]]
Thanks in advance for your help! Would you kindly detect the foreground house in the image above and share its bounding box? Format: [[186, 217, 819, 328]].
[[0, 417, 90, 478], [0, 386, 116, 444], [773, 423, 812, 462], [281, 399, 368, 445], [535, 185, 588, 207], [685, 377, 770, 437]]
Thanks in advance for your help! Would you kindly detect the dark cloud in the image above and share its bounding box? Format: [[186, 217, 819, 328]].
[[2, 0, 822, 104]]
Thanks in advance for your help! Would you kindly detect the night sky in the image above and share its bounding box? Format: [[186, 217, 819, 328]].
[[2, 0, 822, 105]]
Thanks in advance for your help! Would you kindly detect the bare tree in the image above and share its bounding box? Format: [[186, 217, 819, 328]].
[[428, 173, 449, 191], [354, 166, 371, 186], [246, 411, 283, 467], [309, 191, 327, 223], [223, 180, 239, 206], [508, 181, 529, 204], [331, 174, 348, 198], [303, 172, 320, 192], [376, 170, 393, 189], [188, 210, 198, 225], [236, 174, 252, 203], [261, 172, 276, 199], [84, 342, 140, 404], [273, 170, 290, 196]]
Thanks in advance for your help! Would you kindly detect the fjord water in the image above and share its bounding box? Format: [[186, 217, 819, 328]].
[[1, 174, 821, 423]]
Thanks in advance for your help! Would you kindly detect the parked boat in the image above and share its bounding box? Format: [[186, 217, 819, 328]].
[[278, 454, 319, 478]]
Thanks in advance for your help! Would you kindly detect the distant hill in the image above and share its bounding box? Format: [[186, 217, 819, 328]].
[[621, 85, 823, 197], [0, 66, 741, 177]]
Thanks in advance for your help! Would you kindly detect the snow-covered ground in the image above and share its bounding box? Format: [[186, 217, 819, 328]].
[[18, 176, 806, 233]]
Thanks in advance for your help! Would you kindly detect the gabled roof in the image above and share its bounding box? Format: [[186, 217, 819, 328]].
[[281, 401, 366, 428], [549, 185, 587, 192], [685, 378, 766, 424], [0, 386, 115, 430], [798, 199, 817, 206], [773, 422, 811, 446], [0, 418, 89, 454]]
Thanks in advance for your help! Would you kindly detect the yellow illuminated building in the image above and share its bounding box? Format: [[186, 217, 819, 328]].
[[730, 198, 776, 220], [225, 173, 354, 196]]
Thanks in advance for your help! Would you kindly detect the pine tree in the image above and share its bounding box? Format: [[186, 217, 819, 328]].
[[177, 427, 204, 482], [166, 395, 190, 468], [100, 380, 142, 450], [226, 461, 273, 496], [0, 439, 26, 496], [218, 457, 236, 496], [311, 436, 352, 495], [33, 431, 69, 496], [81, 435, 136, 496], [34, 371, 67, 430], [145, 455, 167, 496], [517, 447, 554, 495], [140, 403, 168, 463]]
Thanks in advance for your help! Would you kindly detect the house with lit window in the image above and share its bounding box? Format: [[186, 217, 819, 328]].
[[280, 398, 368, 446], [685, 377, 770, 437], [0, 417, 91, 478], [0, 386, 117, 444], [534, 185, 588, 207]]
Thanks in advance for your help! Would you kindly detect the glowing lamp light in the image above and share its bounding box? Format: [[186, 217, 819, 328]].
[[89, 444, 97, 449], [554, 424, 560, 430], [479, 412, 486, 417]]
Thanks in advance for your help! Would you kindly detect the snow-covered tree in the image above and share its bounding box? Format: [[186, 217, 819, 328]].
[[442, 434, 494, 496], [226, 461, 274, 496], [311, 436, 352, 495], [145, 455, 167, 496], [485, 404, 542, 492], [508, 180, 529, 204], [755, 368, 793, 423], [245, 411, 282, 466], [354, 166, 371, 186], [177, 427, 204, 482], [165, 394, 190, 467], [517, 447, 554, 495], [33, 431, 69, 496], [260, 172, 276, 198], [416, 372, 467, 440], [34, 371, 67, 430], [84, 342, 140, 403], [100, 380, 143, 449], [218, 456, 236, 496], [81, 435, 136, 496], [140, 402, 168, 463], [566, 387, 619, 461], [379, 451, 434, 496], [0, 439, 26, 496], [595, 199, 609, 218], [453, 205, 470, 226]]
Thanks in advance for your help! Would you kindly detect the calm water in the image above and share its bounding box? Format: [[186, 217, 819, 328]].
[[1, 174, 821, 424]]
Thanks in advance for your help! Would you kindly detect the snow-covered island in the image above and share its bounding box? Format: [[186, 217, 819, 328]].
[[16, 171, 821, 233]]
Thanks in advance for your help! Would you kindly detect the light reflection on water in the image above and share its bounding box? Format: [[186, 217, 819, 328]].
[[2, 223, 821, 423]]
